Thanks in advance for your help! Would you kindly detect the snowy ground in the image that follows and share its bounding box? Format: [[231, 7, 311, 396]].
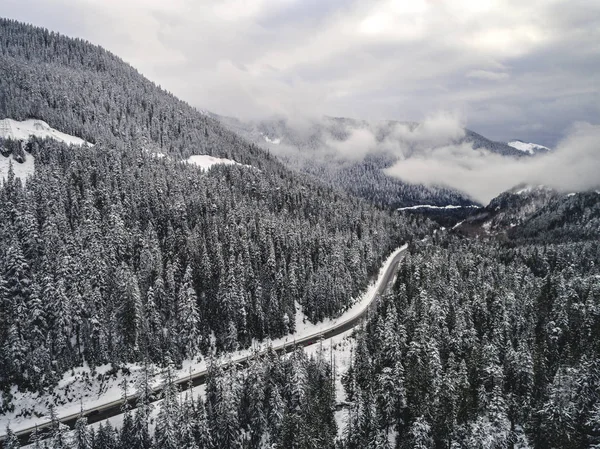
[[40, 332, 355, 448], [19, 332, 356, 448], [0, 152, 35, 182], [0, 118, 90, 182], [398, 204, 478, 211], [0, 119, 88, 146], [187, 154, 248, 170], [1, 245, 406, 438], [19, 333, 357, 449], [304, 330, 355, 436]]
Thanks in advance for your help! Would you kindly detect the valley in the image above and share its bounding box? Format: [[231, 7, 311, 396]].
[[0, 14, 599, 449]]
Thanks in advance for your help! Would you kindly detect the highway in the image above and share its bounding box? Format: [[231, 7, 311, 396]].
[[8, 246, 408, 446]]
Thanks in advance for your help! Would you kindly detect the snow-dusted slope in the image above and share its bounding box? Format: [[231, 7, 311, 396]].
[[1, 245, 407, 438], [398, 204, 478, 211], [0, 118, 89, 146], [1, 118, 90, 182], [0, 153, 35, 182], [186, 154, 247, 170], [507, 140, 550, 155]]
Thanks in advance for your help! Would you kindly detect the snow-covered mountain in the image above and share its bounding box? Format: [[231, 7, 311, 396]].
[[453, 183, 600, 242], [216, 115, 498, 208], [507, 140, 551, 155], [218, 115, 528, 159]]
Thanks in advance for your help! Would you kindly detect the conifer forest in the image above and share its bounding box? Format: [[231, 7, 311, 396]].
[[0, 17, 599, 449]]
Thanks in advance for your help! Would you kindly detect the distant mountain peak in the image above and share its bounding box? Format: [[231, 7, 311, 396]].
[[507, 140, 551, 155]]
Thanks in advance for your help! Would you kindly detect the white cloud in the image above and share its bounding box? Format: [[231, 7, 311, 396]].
[[326, 128, 378, 161], [384, 122, 600, 203]]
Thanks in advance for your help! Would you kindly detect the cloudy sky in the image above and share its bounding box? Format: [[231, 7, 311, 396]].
[[4, 0, 600, 146]]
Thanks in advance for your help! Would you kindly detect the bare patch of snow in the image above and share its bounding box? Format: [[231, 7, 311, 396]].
[[0, 152, 35, 183], [186, 154, 247, 170], [0, 118, 91, 183], [264, 135, 281, 145], [0, 118, 89, 146], [482, 220, 492, 234], [398, 204, 478, 211]]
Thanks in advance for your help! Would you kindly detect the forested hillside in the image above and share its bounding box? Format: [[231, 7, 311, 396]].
[[218, 115, 476, 209], [456, 186, 600, 242], [0, 18, 273, 168], [0, 18, 432, 409], [340, 196, 600, 448], [1, 17, 598, 449], [3, 349, 338, 449]]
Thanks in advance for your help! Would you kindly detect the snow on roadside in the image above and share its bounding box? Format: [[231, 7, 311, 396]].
[[20, 332, 355, 449], [1, 245, 407, 437], [20, 332, 358, 449]]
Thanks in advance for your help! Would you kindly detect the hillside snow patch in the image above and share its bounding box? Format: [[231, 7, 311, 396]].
[[1, 118, 91, 182], [0, 152, 35, 182], [0, 118, 89, 146], [187, 155, 247, 170]]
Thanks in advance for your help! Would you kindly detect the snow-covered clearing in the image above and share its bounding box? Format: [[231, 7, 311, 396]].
[[0, 119, 88, 146], [187, 154, 248, 170], [0, 152, 35, 182], [398, 204, 478, 211], [264, 135, 281, 145], [1, 245, 407, 437], [0, 118, 90, 182], [149, 151, 168, 159]]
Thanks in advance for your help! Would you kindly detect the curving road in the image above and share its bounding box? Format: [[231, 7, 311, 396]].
[[8, 246, 408, 446]]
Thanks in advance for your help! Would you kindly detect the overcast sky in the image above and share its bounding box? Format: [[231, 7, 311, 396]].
[[4, 0, 600, 146]]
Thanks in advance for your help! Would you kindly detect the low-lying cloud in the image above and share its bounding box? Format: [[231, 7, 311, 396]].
[[276, 111, 600, 204], [384, 121, 600, 204], [381, 112, 466, 154], [325, 128, 377, 162]]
